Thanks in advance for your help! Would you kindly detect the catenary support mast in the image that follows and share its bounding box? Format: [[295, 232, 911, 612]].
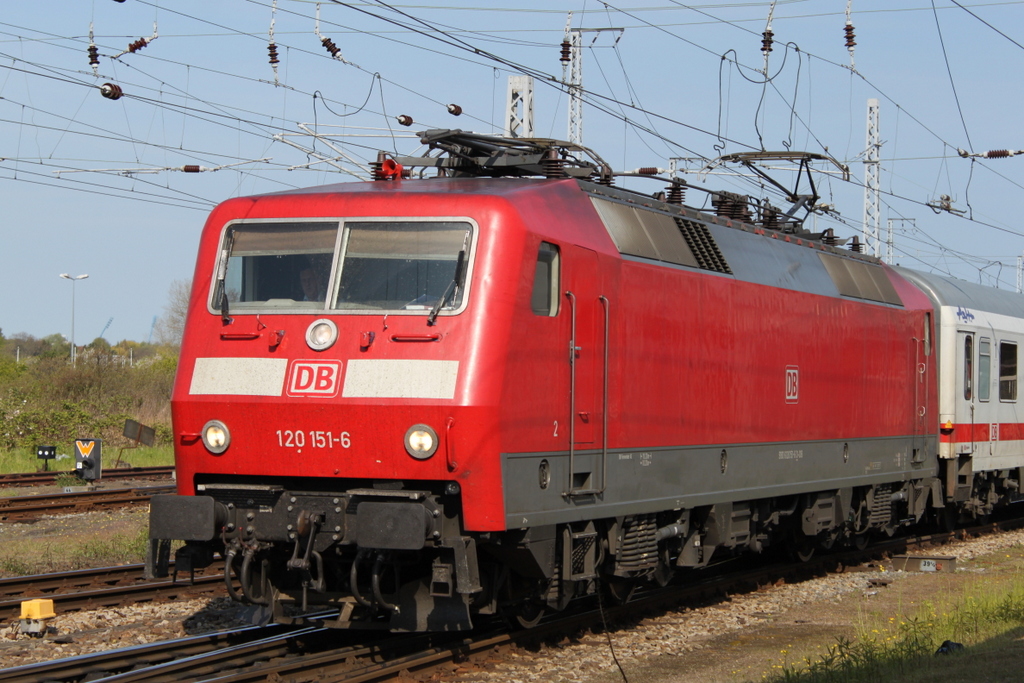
[[863, 98, 881, 258]]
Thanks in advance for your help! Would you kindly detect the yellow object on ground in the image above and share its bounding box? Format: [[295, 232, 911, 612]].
[[20, 598, 56, 620]]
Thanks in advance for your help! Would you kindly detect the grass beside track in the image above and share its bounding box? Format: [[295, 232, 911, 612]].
[[0, 447, 173, 576], [0, 446, 174, 474], [757, 542, 1024, 683], [0, 509, 151, 577]]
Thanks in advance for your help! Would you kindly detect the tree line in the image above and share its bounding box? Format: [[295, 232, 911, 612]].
[[0, 280, 190, 451]]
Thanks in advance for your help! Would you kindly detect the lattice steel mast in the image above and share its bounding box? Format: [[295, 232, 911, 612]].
[[504, 76, 534, 139], [863, 98, 881, 257]]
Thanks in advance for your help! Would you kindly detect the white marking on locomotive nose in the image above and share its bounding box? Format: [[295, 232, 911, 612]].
[[189, 357, 288, 396], [342, 359, 459, 399]]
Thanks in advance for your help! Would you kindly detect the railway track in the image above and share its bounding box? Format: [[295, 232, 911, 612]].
[[2, 517, 1020, 683], [0, 484, 174, 521], [0, 562, 225, 624], [0, 616, 497, 683], [0, 466, 174, 488], [0, 623, 335, 683]]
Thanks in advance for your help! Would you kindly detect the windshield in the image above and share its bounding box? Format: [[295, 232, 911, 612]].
[[218, 222, 338, 310], [333, 221, 470, 311], [213, 219, 472, 314]]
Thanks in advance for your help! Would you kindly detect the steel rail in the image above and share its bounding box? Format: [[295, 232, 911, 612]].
[[0, 623, 319, 683], [0, 467, 174, 488], [0, 574, 224, 624], [0, 564, 158, 599], [197, 632, 510, 683], [0, 562, 225, 623], [0, 485, 174, 521]]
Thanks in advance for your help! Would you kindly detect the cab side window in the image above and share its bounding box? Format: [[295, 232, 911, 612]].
[[531, 242, 560, 316], [1000, 342, 1018, 401]]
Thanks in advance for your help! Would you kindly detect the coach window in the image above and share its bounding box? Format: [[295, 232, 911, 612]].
[[978, 338, 991, 402], [531, 242, 560, 316], [963, 334, 973, 401], [1000, 342, 1018, 401]]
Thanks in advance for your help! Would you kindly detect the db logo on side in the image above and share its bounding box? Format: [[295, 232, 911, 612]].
[[785, 366, 799, 404], [287, 360, 343, 398]]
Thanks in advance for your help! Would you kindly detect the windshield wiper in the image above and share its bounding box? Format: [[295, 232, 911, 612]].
[[217, 232, 234, 324], [220, 288, 231, 324], [427, 249, 465, 326]]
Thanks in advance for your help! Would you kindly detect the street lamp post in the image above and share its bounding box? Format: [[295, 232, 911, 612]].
[[59, 273, 89, 366]]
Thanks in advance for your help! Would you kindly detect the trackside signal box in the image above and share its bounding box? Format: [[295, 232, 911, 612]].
[[36, 445, 56, 472], [74, 439, 102, 481]]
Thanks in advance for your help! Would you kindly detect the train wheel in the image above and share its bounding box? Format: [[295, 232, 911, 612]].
[[793, 541, 815, 563], [852, 533, 869, 551], [605, 577, 637, 605], [511, 602, 546, 629]]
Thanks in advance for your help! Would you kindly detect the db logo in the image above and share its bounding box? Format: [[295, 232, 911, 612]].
[[287, 360, 343, 398], [785, 366, 799, 403]]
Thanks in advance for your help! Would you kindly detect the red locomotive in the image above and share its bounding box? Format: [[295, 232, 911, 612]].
[[149, 130, 1024, 630]]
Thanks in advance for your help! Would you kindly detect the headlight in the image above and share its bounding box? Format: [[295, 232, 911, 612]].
[[201, 420, 230, 454], [306, 318, 338, 351], [404, 424, 438, 459]]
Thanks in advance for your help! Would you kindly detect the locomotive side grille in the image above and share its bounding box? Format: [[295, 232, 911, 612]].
[[571, 534, 595, 576], [564, 524, 599, 581], [675, 218, 732, 274], [869, 484, 894, 526], [617, 513, 659, 571]]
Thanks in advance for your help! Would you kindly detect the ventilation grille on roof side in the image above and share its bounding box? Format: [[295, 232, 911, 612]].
[[675, 217, 732, 274], [818, 253, 903, 306]]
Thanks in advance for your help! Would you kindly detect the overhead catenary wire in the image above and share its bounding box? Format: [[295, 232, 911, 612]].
[[0, 1, 1020, 291], [0, 6, 983, 181]]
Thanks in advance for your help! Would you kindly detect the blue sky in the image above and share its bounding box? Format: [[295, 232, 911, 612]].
[[1, 1, 1022, 343]]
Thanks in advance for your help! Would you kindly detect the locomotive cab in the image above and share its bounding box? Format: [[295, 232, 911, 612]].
[[147, 163, 600, 630]]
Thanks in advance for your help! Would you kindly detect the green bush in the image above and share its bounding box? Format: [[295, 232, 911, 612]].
[[0, 347, 177, 451]]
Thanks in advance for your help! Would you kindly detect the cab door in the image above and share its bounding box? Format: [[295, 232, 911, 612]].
[[564, 245, 605, 494], [956, 331, 976, 455]]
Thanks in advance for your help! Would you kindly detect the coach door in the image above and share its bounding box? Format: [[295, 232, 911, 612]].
[[564, 245, 608, 496], [912, 313, 932, 464], [956, 331, 976, 455]]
